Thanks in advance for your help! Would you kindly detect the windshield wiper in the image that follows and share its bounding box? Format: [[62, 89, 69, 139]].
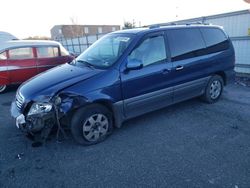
[[76, 60, 95, 69]]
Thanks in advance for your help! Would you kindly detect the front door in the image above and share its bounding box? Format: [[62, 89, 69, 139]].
[[120, 32, 174, 119]]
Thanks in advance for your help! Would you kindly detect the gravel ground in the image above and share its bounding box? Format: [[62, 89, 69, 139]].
[[0, 83, 250, 188], [235, 76, 250, 87]]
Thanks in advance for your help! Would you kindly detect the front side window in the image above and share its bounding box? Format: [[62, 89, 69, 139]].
[[9, 47, 33, 59], [167, 29, 205, 61], [128, 35, 167, 67], [0, 51, 7, 60], [37, 47, 59, 58], [76, 34, 133, 68]]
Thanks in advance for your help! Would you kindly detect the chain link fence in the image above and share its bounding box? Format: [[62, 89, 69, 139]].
[[56, 33, 107, 56]]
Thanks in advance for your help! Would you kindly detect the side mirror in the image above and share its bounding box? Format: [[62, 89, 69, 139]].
[[126, 59, 143, 70]]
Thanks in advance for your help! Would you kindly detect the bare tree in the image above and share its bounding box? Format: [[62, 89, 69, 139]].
[[68, 16, 84, 37], [123, 20, 136, 29]]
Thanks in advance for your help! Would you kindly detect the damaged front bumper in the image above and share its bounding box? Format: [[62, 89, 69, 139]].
[[11, 101, 58, 145], [11, 93, 87, 145], [19, 112, 56, 133], [11, 101, 56, 133]]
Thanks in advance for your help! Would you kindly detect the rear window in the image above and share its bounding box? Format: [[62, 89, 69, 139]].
[[167, 28, 206, 61], [200, 28, 229, 53], [60, 45, 69, 56], [37, 47, 59, 58], [9, 47, 33, 59]]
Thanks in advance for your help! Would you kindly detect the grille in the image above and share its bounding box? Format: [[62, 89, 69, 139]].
[[16, 91, 25, 110]]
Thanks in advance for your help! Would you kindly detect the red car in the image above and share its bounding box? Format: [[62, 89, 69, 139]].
[[0, 40, 73, 93]]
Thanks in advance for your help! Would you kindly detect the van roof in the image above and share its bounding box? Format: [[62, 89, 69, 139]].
[[113, 25, 223, 35], [0, 40, 61, 53]]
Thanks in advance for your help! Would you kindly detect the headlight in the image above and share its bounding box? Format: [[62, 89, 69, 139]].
[[28, 103, 53, 116]]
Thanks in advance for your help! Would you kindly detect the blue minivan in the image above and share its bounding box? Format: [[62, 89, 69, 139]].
[[11, 25, 235, 145]]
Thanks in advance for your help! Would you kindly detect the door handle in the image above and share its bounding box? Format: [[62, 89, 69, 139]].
[[175, 66, 184, 71]]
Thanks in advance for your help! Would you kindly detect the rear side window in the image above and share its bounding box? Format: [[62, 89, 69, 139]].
[[0, 51, 7, 60], [37, 47, 59, 58], [167, 29, 205, 61], [9, 47, 33, 59], [200, 28, 229, 53]]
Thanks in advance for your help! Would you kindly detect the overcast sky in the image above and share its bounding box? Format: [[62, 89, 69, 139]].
[[0, 0, 249, 39]]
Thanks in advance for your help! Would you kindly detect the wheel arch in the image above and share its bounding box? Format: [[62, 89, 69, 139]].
[[214, 71, 226, 85], [93, 99, 124, 128]]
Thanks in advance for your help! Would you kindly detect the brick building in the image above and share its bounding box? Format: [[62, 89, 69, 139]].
[[51, 25, 120, 39]]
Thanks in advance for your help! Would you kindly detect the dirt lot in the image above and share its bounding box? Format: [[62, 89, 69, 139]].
[[0, 83, 250, 188]]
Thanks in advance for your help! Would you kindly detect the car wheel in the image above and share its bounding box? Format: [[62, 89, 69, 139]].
[[202, 75, 224, 103], [0, 85, 7, 93], [71, 104, 113, 145]]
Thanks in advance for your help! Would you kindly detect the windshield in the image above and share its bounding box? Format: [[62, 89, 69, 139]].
[[60, 45, 70, 56], [76, 34, 133, 68]]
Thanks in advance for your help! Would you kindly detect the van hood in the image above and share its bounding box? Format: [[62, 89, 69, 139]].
[[18, 63, 102, 101]]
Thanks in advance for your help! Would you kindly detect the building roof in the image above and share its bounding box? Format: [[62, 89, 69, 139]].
[[154, 9, 250, 26], [0, 40, 61, 53], [51, 24, 120, 30]]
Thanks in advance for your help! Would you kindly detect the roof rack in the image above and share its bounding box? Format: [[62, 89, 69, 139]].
[[168, 22, 210, 26], [185, 22, 210, 25], [148, 22, 212, 29], [149, 22, 211, 28], [149, 24, 161, 29]]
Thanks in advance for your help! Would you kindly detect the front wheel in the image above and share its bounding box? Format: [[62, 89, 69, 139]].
[[0, 85, 7, 93], [71, 104, 113, 145], [202, 75, 224, 103]]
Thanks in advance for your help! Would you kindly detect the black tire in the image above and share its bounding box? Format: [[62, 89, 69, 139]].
[[202, 75, 224, 103], [71, 104, 113, 145]]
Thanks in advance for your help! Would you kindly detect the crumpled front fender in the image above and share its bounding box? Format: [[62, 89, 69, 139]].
[[56, 92, 89, 115]]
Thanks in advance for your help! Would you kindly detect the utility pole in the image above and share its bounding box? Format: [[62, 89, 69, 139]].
[[176, 6, 179, 18], [132, 19, 136, 28]]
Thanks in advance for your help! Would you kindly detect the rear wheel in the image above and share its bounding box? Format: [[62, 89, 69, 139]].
[[0, 85, 7, 93], [71, 104, 113, 145], [202, 75, 224, 103]]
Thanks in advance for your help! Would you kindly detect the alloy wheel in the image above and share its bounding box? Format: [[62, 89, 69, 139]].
[[82, 114, 109, 142], [209, 80, 222, 99]]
